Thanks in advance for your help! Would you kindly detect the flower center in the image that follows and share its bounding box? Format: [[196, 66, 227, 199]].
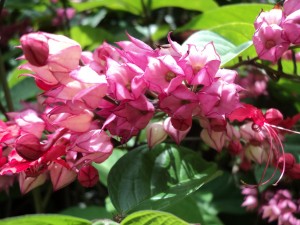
[[165, 71, 176, 82], [265, 40, 276, 49], [192, 65, 202, 74]]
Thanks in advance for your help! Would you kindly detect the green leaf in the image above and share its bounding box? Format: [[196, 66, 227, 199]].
[[70, 26, 114, 50], [254, 165, 281, 192], [120, 210, 189, 225], [7, 65, 28, 88], [107, 143, 221, 214], [151, 0, 218, 11], [71, 0, 143, 15], [60, 206, 112, 220], [5, 77, 40, 110], [0, 214, 91, 225], [183, 30, 252, 66], [93, 149, 127, 186], [180, 3, 273, 31], [92, 220, 120, 225]]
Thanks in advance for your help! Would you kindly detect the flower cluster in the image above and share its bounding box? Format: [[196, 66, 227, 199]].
[[242, 188, 300, 225], [0, 31, 242, 193], [253, 0, 300, 62]]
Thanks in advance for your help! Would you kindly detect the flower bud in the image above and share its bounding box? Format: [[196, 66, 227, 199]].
[[78, 165, 99, 188], [245, 145, 269, 164], [146, 121, 168, 149], [20, 32, 49, 67], [228, 140, 243, 155], [15, 133, 43, 161]]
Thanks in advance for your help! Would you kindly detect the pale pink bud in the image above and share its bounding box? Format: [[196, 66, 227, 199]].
[[49, 162, 77, 191], [242, 195, 258, 211], [20, 32, 49, 67], [78, 165, 99, 188], [19, 172, 47, 194], [200, 129, 226, 152], [163, 117, 190, 144], [146, 121, 168, 149], [15, 133, 43, 161], [245, 145, 269, 164]]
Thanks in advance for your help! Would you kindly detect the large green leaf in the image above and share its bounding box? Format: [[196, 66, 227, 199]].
[[60, 206, 112, 220], [165, 172, 245, 224], [71, 0, 143, 15], [183, 30, 252, 66], [71, 0, 218, 14], [0, 214, 91, 225], [70, 26, 115, 50], [107, 143, 221, 214], [120, 210, 189, 225], [180, 3, 273, 31], [151, 0, 218, 11], [93, 149, 127, 186]]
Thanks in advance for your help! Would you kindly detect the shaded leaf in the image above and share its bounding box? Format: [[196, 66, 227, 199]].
[[93, 149, 127, 186], [60, 206, 112, 220], [108, 143, 221, 214]]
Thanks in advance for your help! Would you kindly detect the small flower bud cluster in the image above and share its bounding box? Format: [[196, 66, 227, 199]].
[[242, 188, 300, 225]]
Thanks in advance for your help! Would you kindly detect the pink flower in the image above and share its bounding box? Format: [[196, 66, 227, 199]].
[[102, 96, 154, 142], [282, 10, 300, 44], [70, 129, 113, 166], [48, 101, 94, 133], [144, 55, 185, 94], [8, 109, 45, 138], [254, 9, 284, 29], [198, 70, 241, 119], [253, 24, 289, 62], [106, 59, 146, 100], [183, 42, 220, 86], [159, 85, 199, 131], [283, 0, 300, 16], [117, 33, 157, 70]]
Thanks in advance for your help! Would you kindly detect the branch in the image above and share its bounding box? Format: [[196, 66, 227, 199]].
[[227, 57, 300, 82]]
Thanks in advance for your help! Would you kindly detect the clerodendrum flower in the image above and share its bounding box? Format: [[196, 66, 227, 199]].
[[228, 104, 300, 186]]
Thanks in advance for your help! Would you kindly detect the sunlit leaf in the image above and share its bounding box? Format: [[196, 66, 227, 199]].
[[183, 30, 252, 66], [70, 26, 115, 50], [120, 210, 189, 225], [0, 214, 91, 225], [71, 0, 142, 15], [151, 0, 218, 11], [180, 3, 273, 31]]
